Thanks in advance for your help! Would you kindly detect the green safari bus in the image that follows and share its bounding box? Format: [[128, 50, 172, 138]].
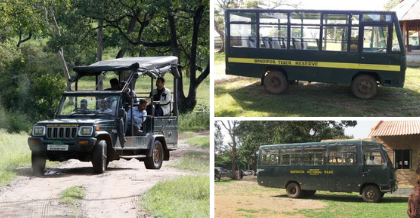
[[257, 140, 398, 202], [225, 9, 406, 99]]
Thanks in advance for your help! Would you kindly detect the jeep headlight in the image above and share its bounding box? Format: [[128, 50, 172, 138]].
[[32, 126, 45, 136], [78, 126, 93, 136]]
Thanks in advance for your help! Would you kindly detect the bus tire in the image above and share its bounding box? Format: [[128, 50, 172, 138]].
[[264, 71, 288, 94], [286, 183, 302, 198], [362, 185, 381, 203], [351, 74, 377, 99]]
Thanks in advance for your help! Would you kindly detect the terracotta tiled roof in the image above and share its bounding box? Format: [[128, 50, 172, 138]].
[[391, 0, 420, 21], [369, 121, 420, 137]]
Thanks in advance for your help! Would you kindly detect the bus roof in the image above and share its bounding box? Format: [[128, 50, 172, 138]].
[[260, 140, 382, 148], [226, 8, 397, 14], [73, 56, 178, 75]]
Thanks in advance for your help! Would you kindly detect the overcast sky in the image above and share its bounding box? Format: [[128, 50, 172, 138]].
[[344, 120, 378, 139]]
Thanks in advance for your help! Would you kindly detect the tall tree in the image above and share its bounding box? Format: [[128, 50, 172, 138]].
[[216, 120, 241, 179]]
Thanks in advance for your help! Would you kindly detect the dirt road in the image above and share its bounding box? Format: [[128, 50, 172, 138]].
[[0, 135, 208, 218], [215, 176, 327, 218]]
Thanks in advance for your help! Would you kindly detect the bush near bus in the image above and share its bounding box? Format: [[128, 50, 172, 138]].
[[225, 9, 406, 99]]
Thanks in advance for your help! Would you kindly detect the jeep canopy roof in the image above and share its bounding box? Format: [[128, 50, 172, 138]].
[[73, 56, 180, 78]]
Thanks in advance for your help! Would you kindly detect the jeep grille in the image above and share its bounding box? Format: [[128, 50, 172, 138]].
[[46, 127, 78, 139]]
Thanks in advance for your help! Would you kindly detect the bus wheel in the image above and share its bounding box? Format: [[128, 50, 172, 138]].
[[302, 190, 316, 197], [264, 71, 288, 94], [351, 75, 377, 99], [286, 183, 302, 198], [362, 185, 381, 203]]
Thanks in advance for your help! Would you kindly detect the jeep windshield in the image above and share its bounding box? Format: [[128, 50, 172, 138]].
[[56, 94, 120, 118]]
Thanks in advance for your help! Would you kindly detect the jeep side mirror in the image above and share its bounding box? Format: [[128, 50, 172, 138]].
[[47, 108, 54, 119], [118, 108, 125, 118]]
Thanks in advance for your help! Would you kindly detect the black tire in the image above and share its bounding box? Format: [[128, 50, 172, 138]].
[[351, 74, 378, 99], [92, 140, 107, 174], [302, 190, 316, 197], [264, 71, 288, 94], [362, 185, 382, 203], [31, 152, 46, 175], [286, 183, 302, 198], [144, 140, 164, 169]]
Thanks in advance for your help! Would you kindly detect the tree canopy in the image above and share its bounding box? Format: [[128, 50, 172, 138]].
[[215, 121, 357, 172], [0, 0, 209, 132]]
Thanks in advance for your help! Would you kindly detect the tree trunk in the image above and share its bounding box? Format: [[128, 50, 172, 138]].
[[408, 161, 420, 217], [214, 19, 225, 53], [42, 1, 72, 92]]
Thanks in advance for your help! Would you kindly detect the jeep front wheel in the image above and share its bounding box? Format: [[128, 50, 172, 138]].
[[31, 152, 46, 175], [92, 140, 107, 174], [144, 140, 164, 169]]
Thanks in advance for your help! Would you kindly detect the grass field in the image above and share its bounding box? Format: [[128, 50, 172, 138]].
[[214, 53, 420, 117], [215, 178, 409, 218]]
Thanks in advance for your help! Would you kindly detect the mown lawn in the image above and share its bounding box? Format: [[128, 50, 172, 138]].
[[214, 53, 420, 117]]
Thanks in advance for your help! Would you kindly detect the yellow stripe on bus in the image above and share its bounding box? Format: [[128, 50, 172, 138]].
[[228, 57, 400, 72]]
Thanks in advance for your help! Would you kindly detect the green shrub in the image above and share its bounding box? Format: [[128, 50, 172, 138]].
[[179, 103, 209, 131]]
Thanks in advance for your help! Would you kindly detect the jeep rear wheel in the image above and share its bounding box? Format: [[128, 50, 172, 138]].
[[362, 185, 381, 203], [92, 140, 107, 174], [31, 152, 46, 175], [144, 140, 164, 169]]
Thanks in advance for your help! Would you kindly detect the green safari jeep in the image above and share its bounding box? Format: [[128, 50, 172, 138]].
[[28, 56, 180, 174]]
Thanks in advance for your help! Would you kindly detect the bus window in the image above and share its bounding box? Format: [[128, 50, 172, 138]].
[[230, 24, 257, 48], [328, 145, 356, 165], [363, 26, 388, 53], [230, 12, 256, 22], [364, 151, 385, 166], [350, 27, 359, 52], [392, 22, 401, 53], [279, 147, 301, 165], [322, 26, 348, 51], [302, 147, 327, 166], [261, 148, 279, 166], [323, 14, 349, 25], [290, 12, 320, 50], [362, 14, 391, 22], [259, 26, 287, 49]]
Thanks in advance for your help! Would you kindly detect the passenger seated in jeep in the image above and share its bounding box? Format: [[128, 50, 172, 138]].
[[96, 99, 113, 114], [126, 99, 148, 136], [152, 77, 171, 116]]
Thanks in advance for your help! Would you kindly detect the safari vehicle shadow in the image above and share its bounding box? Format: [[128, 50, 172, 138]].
[[215, 79, 420, 117], [273, 193, 408, 203]]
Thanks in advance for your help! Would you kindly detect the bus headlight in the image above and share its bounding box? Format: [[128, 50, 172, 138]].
[[78, 126, 93, 136], [32, 126, 45, 136]]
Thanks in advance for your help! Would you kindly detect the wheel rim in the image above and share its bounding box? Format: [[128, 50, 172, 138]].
[[366, 188, 375, 199], [153, 146, 161, 164], [357, 81, 372, 94], [290, 187, 296, 194], [270, 77, 281, 88]]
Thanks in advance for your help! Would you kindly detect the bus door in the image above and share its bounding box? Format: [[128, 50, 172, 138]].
[[359, 15, 393, 70], [300, 146, 328, 191], [362, 148, 389, 188], [327, 145, 360, 192]]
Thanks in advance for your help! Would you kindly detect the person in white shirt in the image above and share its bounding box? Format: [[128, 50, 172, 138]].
[[126, 99, 148, 135], [151, 77, 171, 116]]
